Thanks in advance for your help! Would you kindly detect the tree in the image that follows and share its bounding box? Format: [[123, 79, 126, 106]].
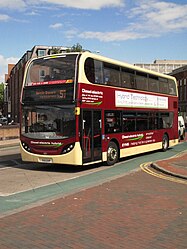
[[50, 47, 61, 54], [66, 43, 85, 52], [0, 83, 4, 113]]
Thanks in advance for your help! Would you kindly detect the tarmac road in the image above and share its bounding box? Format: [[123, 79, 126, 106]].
[[0, 141, 187, 248], [0, 141, 186, 213]]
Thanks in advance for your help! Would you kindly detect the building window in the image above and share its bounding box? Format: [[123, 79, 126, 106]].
[[39, 69, 46, 81], [37, 49, 46, 57], [184, 79, 187, 101]]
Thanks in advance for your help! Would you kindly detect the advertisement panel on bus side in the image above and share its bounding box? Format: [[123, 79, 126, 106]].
[[115, 90, 168, 109], [79, 83, 171, 111]]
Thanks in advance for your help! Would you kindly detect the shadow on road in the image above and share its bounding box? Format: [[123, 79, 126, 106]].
[[2, 142, 185, 174]]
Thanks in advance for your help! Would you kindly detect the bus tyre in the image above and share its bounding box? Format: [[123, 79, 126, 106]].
[[162, 134, 169, 152], [107, 141, 119, 166]]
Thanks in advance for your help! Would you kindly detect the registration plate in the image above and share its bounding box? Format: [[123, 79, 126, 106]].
[[39, 158, 53, 163]]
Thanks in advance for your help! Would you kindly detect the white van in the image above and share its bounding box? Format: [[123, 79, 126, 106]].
[[178, 116, 185, 140]]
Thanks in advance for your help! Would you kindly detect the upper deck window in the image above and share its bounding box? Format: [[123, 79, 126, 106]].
[[121, 68, 135, 89], [148, 75, 159, 93], [84, 58, 104, 84], [135, 72, 148, 91], [159, 77, 169, 94], [84, 56, 177, 96], [168, 79, 177, 95], [26, 54, 77, 86], [103, 63, 120, 87]]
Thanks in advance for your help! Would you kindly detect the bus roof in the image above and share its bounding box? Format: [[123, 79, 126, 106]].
[[79, 51, 176, 81], [28, 51, 176, 81]]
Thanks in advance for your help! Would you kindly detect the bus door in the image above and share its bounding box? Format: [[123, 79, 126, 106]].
[[81, 110, 102, 164]]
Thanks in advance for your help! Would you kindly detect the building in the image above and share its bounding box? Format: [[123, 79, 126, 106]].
[[135, 60, 187, 74], [3, 64, 15, 119], [5, 45, 68, 123], [170, 65, 187, 122], [5, 48, 187, 123]]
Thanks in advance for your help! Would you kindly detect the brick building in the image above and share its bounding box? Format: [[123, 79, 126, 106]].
[[135, 60, 187, 74], [5, 45, 68, 123], [3, 64, 15, 118], [5, 47, 187, 123], [170, 65, 187, 122]]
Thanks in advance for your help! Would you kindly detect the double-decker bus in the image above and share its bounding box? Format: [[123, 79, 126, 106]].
[[20, 52, 178, 166]]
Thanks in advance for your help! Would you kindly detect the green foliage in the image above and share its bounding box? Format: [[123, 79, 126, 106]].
[[0, 83, 4, 111], [66, 43, 84, 52], [51, 47, 61, 54]]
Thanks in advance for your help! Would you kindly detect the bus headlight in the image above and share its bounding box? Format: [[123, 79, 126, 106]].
[[22, 142, 31, 152], [61, 143, 74, 154]]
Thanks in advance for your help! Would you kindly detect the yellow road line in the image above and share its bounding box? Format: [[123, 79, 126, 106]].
[[140, 162, 187, 185]]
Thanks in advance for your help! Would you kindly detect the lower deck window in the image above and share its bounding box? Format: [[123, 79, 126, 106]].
[[105, 110, 174, 134], [105, 111, 122, 133]]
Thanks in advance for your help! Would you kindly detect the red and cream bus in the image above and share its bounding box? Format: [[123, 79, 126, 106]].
[[20, 52, 178, 166]]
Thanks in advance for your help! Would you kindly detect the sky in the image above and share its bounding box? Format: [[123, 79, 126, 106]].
[[0, 0, 187, 82]]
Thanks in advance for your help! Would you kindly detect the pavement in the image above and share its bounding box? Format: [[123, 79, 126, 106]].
[[151, 150, 187, 180], [0, 138, 20, 148], [0, 137, 187, 179]]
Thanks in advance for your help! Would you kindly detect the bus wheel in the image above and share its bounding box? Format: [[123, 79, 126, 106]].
[[107, 142, 119, 166], [162, 134, 169, 152]]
